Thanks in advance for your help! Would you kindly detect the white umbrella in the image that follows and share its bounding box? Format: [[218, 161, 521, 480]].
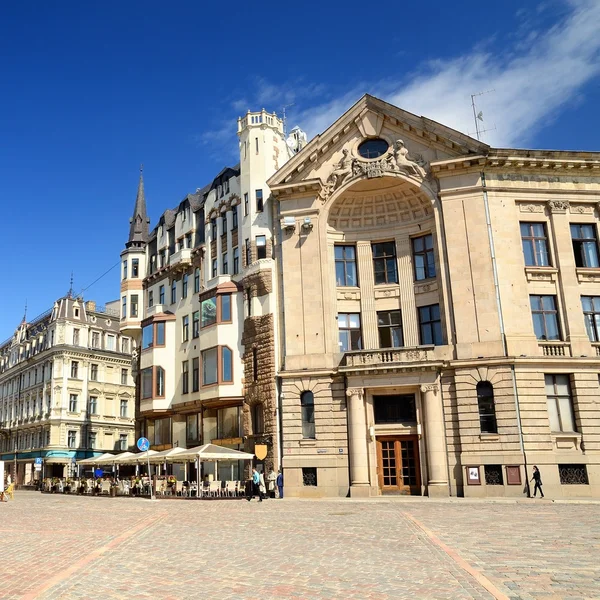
[[119, 450, 159, 464], [77, 453, 115, 466], [94, 451, 135, 465], [176, 443, 255, 462], [139, 447, 188, 464]]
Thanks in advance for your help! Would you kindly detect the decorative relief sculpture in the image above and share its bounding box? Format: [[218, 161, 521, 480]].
[[518, 203, 545, 213], [319, 141, 429, 202], [420, 383, 439, 395], [547, 200, 569, 213], [569, 203, 594, 214]]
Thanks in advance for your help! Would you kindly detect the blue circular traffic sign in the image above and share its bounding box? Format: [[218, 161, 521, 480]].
[[137, 437, 150, 452]]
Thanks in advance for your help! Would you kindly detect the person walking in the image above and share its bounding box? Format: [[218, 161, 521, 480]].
[[248, 467, 262, 502], [531, 466, 544, 498], [276, 469, 283, 499], [267, 466, 277, 499], [259, 470, 267, 500]]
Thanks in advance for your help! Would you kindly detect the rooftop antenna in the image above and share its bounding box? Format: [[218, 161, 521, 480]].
[[282, 103, 295, 137], [68, 272, 74, 298], [470, 90, 496, 140], [22, 299, 27, 323]]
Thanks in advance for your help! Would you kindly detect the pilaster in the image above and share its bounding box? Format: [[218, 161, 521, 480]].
[[346, 387, 371, 495], [397, 236, 419, 346], [356, 242, 378, 349], [420, 383, 449, 497]]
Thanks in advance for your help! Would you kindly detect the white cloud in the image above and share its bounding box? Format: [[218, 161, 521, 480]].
[[297, 0, 600, 147]]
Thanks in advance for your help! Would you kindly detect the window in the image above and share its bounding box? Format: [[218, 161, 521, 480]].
[[338, 313, 362, 352], [67, 430, 76, 449], [88, 396, 97, 415], [156, 322, 165, 345], [221, 214, 227, 234], [212, 258, 217, 278], [72, 328, 80, 346], [302, 467, 317, 486], [251, 403, 264, 434], [374, 395, 416, 424], [89, 431, 97, 449], [256, 189, 264, 212], [559, 464, 589, 484], [412, 234, 436, 280], [155, 367, 165, 397], [571, 223, 600, 268], [256, 235, 267, 260], [122, 337, 129, 353], [192, 357, 199, 392], [545, 374, 576, 432], [159, 285, 165, 304], [182, 274, 188, 299], [244, 193, 249, 216], [132, 258, 139, 277], [121, 368, 128, 385], [222, 252, 228, 274], [252, 348, 258, 382], [232, 207, 238, 229], [582, 296, 600, 341], [119, 434, 128, 451], [202, 348, 218, 385], [182, 315, 190, 341], [372, 242, 398, 284], [255, 137, 259, 154], [202, 297, 217, 327], [520, 223, 550, 267], [335, 246, 358, 287], [222, 347, 233, 382], [69, 394, 78, 412], [245, 238, 251, 265], [120, 399, 128, 417], [106, 335, 115, 351], [171, 280, 177, 304], [358, 138, 389, 159], [130, 294, 138, 318], [192, 311, 200, 338], [233, 247, 239, 274], [301, 391, 315, 439], [377, 310, 403, 348], [477, 382, 497, 434], [211, 218, 217, 239], [419, 304, 443, 346], [182, 361, 189, 394], [141, 368, 153, 399], [221, 294, 232, 322], [91, 331, 100, 348], [121, 296, 127, 318], [90, 364, 98, 381], [186, 414, 199, 442], [484, 465, 503, 485], [122, 260, 127, 280], [194, 268, 200, 293], [70, 361, 79, 378], [530, 295, 560, 340]]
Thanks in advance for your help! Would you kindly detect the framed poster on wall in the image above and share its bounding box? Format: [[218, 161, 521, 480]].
[[466, 465, 481, 485]]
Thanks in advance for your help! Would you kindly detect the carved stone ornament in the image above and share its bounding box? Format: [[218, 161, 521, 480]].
[[518, 203, 545, 213], [420, 384, 439, 395], [569, 203, 595, 214], [547, 200, 570, 213], [346, 388, 365, 400], [319, 140, 428, 203]]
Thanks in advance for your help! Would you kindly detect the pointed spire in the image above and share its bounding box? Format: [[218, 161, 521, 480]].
[[68, 272, 74, 298], [21, 299, 28, 324], [126, 164, 150, 248]]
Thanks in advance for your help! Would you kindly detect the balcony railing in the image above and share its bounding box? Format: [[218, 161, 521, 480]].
[[342, 346, 436, 369], [539, 342, 571, 357]]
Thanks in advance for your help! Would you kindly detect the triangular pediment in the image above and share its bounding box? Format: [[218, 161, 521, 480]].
[[268, 94, 489, 191]]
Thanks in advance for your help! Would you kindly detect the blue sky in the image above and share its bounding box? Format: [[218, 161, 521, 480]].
[[1, 0, 599, 341]]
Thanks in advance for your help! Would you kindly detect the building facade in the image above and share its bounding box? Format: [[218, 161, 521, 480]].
[[120, 111, 305, 480], [268, 94, 600, 499], [0, 296, 135, 483]]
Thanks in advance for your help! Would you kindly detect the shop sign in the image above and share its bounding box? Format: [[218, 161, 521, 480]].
[[254, 444, 268, 460]]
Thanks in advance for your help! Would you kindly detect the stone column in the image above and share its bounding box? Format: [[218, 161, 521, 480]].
[[346, 388, 370, 494], [420, 383, 449, 497], [396, 236, 419, 346], [356, 242, 378, 349]]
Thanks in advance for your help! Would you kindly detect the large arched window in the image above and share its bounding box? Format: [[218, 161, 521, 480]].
[[477, 382, 497, 434], [300, 391, 315, 439]]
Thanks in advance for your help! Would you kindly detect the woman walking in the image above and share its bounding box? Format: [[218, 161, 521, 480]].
[[531, 466, 544, 498]]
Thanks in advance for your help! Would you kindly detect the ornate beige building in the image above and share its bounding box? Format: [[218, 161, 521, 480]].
[[268, 94, 600, 499], [0, 296, 135, 484]]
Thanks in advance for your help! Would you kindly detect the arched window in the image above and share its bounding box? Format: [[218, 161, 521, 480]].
[[300, 391, 315, 439], [477, 382, 497, 434]]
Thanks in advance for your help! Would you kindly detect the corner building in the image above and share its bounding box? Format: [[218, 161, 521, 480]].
[[120, 111, 305, 479], [268, 94, 600, 499]]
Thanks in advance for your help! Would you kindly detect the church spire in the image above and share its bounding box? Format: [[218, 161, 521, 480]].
[[126, 164, 150, 248]]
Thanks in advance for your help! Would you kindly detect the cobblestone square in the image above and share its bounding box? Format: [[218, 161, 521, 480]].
[[1, 492, 599, 600]]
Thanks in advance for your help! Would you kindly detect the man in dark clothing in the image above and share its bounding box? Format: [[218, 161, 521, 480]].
[[276, 469, 283, 499], [531, 465, 544, 498]]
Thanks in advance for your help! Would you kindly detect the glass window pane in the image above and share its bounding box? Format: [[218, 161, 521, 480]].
[[156, 322, 165, 345], [221, 294, 231, 321], [339, 331, 349, 352], [202, 348, 218, 385], [530, 296, 541, 311], [542, 296, 556, 311], [391, 327, 403, 347], [346, 263, 357, 286], [335, 263, 346, 286], [544, 374, 555, 394], [554, 375, 570, 395], [346, 246, 355, 259], [348, 314, 360, 328], [337, 314, 348, 328], [534, 240, 549, 266], [531, 223, 545, 237], [581, 225, 595, 239], [559, 396, 575, 431], [522, 241, 535, 265], [413, 237, 424, 252], [415, 255, 425, 280], [520, 223, 530, 236], [583, 242, 599, 267], [334, 246, 343, 259], [582, 296, 593, 311], [221, 347, 232, 382], [421, 325, 433, 345], [545, 314, 559, 340], [547, 398, 561, 431], [570, 224, 579, 238]]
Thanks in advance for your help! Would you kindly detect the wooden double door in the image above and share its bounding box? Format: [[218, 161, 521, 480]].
[[376, 436, 421, 495]]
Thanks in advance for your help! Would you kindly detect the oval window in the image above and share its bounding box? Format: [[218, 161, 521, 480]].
[[358, 138, 389, 159]]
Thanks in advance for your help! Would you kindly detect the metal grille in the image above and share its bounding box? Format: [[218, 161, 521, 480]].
[[484, 464, 504, 485], [302, 467, 317, 487], [559, 464, 589, 485]]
